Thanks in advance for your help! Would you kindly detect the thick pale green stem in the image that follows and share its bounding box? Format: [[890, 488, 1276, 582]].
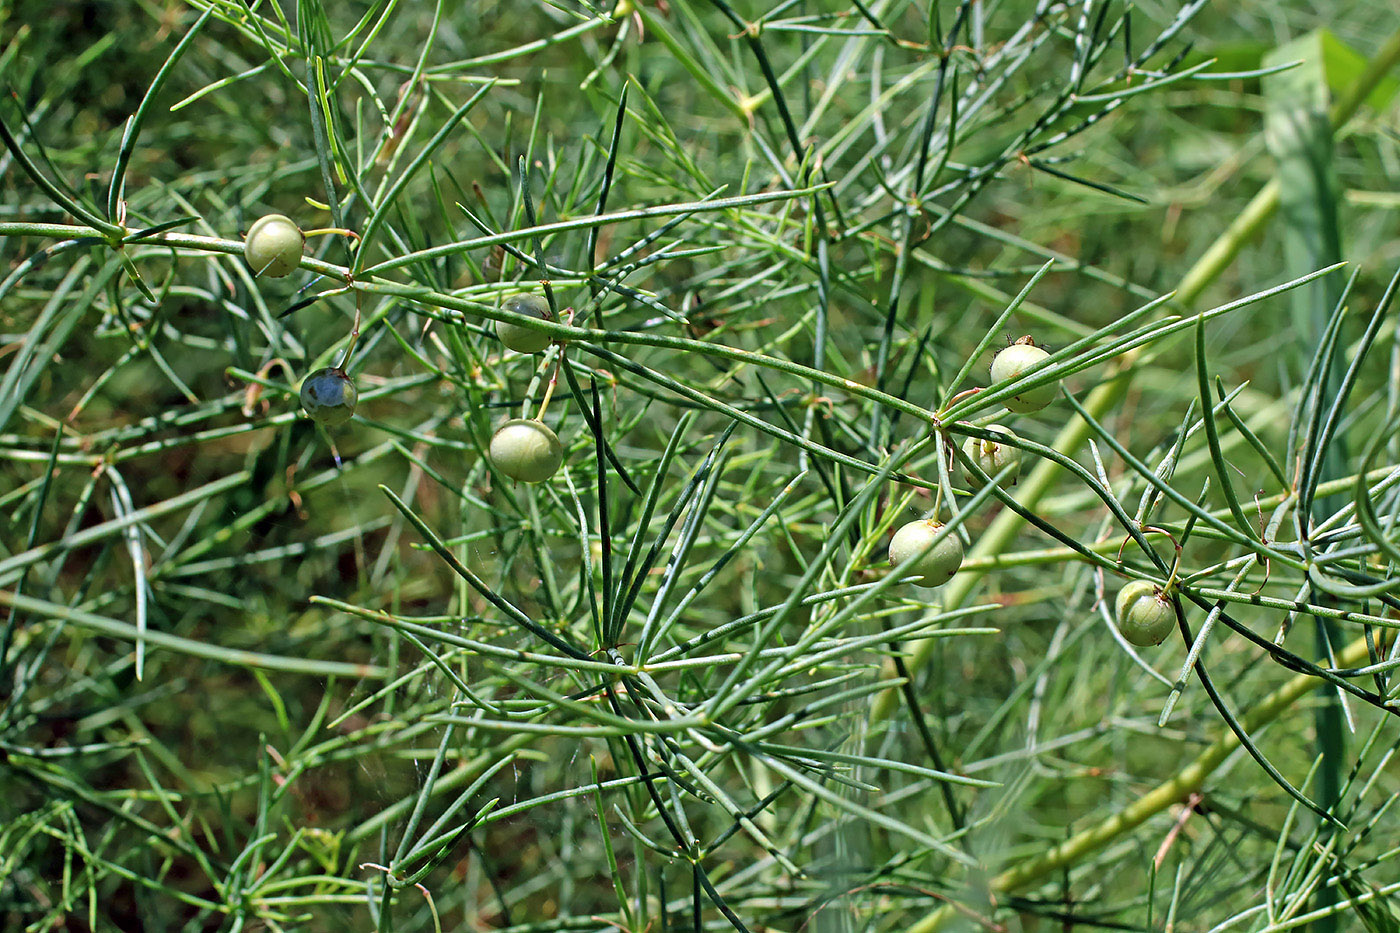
[[868, 22, 1400, 727], [905, 636, 1374, 933], [888, 25, 1400, 933]]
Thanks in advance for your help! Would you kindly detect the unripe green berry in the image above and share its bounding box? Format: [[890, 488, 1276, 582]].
[[990, 337, 1057, 413], [888, 519, 963, 587], [496, 295, 554, 354], [962, 425, 1021, 486], [490, 419, 563, 483], [244, 214, 305, 278], [1114, 580, 1175, 647], [299, 367, 357, 426]]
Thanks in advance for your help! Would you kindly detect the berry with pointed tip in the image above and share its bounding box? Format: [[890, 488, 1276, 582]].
[[496, 294, 554, 354], [299, 367, 357, 426], [888, 519, 963, 587], [962, 425, 1021, 486], [244, 214, 305, 278], [490, 419, 563, 483], [990, 337, 1056, 413], [1114, 581, 1175, 646]]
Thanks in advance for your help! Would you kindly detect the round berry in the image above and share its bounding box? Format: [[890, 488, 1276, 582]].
[[496, 294, 553, 354], [244, 214, 305, 278], [888, 519, 963, 588], [299, 367, 357, 426], [990, 337, 1057, 413], [1114, 581, 1175, 647], [962, 425, 1021, 486], [489, 419, 563, 483]]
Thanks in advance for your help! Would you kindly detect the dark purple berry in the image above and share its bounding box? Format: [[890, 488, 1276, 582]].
[[299, 367, 357, 426]]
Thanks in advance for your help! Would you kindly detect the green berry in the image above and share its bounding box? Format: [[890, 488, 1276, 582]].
[[299, 367, 357, 426], [888, 519, 963, 587], [490, 419, 563, 483], [496, 295, 553, 354], [990, 337, 1056, 413], [1114, 581, 1175, 647], [962, 425, 1021, 486], [244, 214, 305, 278]]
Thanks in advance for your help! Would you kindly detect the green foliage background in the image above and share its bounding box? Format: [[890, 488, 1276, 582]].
[[2, 1, 1400, 931]]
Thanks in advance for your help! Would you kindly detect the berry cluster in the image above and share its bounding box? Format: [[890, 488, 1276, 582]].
[[887, 334, 1174, 652], [248, 214, 1162, 634], [245, 214, 566, 481], [887, 335, 1060, 590]]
